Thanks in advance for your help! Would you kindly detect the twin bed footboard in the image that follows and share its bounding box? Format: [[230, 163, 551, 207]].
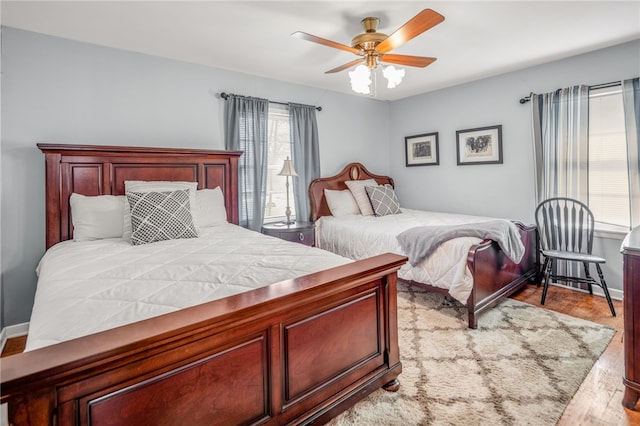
[[404, 221, 539, 329], [465, 221, 539, 328], [1, 253, 406, 426]]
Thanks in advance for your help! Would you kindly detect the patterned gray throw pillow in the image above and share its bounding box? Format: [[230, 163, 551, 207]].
[[126, 189, 198, 245], [365, 185, 402, 216]]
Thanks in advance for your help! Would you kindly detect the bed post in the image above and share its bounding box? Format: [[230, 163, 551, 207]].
[[382, 268, 401, 392], [8, 388, 55, 426], [43, 152, 62, 249]]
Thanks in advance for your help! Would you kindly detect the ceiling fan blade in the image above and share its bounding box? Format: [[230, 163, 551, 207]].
[[379, 54, 437, 68], [291, 31, 361, 54], [376, 9, 445, 54], [325, 58, 365, 74]]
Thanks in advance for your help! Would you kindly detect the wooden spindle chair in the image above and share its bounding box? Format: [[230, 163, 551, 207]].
[[535, 197, 616, 316]]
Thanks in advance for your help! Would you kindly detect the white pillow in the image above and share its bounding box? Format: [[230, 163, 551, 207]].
[[195, 187, 228, 227], [324, 189, 360, 217], [70, 193, 125, 241], [123, 181, 198, 240], [345, 179, 378, 216]]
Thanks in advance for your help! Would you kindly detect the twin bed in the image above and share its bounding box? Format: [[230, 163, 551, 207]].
[[1, 147, 538, 425], [309, 162, 538, 329]]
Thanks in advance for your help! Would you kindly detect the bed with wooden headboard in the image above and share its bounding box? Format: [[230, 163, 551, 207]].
[[1, 145, 406, 426], [309, 162, 539, 329]]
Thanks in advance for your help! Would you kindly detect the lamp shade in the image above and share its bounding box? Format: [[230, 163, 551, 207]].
[[278, 157, 298, 177]]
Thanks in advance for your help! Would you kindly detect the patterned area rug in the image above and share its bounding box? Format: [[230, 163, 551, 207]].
[[330, 282, 615, 426]]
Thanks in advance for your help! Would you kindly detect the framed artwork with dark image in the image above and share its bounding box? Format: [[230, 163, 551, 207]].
[[456, 125, 503, 165], [405, 132, 439, 166]]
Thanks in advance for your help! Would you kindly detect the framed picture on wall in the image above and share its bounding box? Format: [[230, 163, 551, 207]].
[[456, 125, 503, 165], [405, 132, 439, 166]]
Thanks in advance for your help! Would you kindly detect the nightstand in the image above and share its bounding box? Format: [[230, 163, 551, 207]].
[[262, 221, 315, 247]]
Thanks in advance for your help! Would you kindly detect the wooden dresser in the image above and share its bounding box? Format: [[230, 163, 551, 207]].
[[623, 226, 640, 410]]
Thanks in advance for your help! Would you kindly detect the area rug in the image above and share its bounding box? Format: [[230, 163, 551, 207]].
[[330, 282, 615, 426]]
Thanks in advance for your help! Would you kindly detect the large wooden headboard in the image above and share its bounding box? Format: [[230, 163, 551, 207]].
[[309, 162, 394, 221], [38, 144, 242, 249]]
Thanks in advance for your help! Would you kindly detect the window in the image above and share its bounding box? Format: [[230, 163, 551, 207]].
[[264, 105, 295, 221], [588, 85, 630, 229]]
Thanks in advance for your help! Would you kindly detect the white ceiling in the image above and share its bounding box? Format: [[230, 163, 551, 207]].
[[2, 1, 640, 101]]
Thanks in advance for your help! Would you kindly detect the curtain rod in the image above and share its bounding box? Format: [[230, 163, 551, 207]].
[[219, 92, 322, 111], [518, 81, 621, 104]]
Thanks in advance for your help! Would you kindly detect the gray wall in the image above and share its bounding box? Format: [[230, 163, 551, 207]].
[[0, 27, 390, 328], [2, 27, 638, 329], [388, 39, 640, 298]]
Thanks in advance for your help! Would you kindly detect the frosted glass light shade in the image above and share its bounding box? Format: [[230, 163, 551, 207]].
[[349, 65, 372, 95], [383, 66, 405, 89]]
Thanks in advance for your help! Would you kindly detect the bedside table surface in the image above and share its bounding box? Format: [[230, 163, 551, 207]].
[[262, 221, 314, 230]]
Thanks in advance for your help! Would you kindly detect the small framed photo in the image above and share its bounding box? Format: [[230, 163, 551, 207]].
[[456, 125, 503, 165], [405, 132, 439, 167]]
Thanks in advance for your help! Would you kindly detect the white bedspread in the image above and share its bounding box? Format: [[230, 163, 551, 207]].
[[26, 223, 351, 351], [316, 208, 513, 304]]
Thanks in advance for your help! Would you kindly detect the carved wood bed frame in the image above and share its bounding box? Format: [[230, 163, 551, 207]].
[[1, 145, 406, 426], [309, 162, 539, 329]]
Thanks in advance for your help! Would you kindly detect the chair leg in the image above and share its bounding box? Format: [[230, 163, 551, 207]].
[[541, 259, 553, 305], [582, 262, 593, 295], [595, 263, 616, 317], [538, 257, 549, 288]]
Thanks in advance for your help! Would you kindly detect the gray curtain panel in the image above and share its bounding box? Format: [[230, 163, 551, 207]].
[[289, 103, 320, 223], [622, 77, 640, 228], [224, 94, 269, 231], [531, 85, 590, 203], [531, 85, 590, 289]]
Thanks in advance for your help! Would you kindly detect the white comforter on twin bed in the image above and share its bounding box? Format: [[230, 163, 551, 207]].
[[315, 208, 507, 304], [26, 223, 351, 352]]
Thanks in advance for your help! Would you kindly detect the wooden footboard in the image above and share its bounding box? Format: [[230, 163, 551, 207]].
[[465, 221, 539, 328], [403, 222, 539, 329], [1, 253, 406, 426]]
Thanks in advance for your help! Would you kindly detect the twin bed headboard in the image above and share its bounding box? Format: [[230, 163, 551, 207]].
[[308, 162, 394, 221], [38, 144, 242, 249]]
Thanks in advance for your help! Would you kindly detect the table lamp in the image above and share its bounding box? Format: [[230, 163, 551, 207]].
[[278, 156, 298, 224]]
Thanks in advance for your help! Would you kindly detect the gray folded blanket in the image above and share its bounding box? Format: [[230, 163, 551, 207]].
[[396, 220, 525, 266]]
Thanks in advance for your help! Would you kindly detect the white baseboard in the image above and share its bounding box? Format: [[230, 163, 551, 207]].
[[0, 322, 29, 354]]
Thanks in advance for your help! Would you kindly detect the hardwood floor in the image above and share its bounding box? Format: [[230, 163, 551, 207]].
[[1, 335, 26, 357], [2, 283, 639, 425], [512, 283, 640, 426]]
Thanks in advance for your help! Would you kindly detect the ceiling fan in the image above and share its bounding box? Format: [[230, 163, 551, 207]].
[[292, 8, 445, 75]]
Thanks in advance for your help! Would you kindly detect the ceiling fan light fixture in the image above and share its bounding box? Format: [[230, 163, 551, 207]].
[[383, 65, 405, 89], [293, 8, 444, 96], [349, 64, 371, 94]]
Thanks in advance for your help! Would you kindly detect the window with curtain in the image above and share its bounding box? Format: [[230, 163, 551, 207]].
[[588, 85, 630, 229], [224, 94, 320, 228], [532, 79, 640, 233], [264, 105, 295, 221]]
